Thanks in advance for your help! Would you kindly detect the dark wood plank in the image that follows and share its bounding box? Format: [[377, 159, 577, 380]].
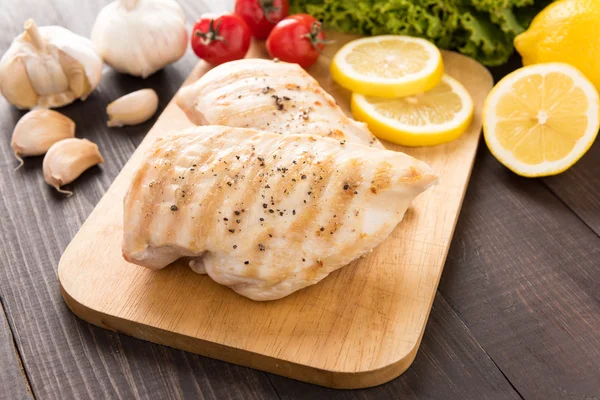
[[542, 141, 600, 236], [0, 303, 33, 400], [268, 293, 521, 400], [0, 1, 279, 399], [439, 143, 600, 399]]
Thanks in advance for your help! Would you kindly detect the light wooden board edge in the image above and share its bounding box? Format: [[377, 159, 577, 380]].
[[58, 35, 494, 389], [61, 283, 420, 388]]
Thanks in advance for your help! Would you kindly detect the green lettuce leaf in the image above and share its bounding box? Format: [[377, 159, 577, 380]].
[[289, 0, 553, 66]]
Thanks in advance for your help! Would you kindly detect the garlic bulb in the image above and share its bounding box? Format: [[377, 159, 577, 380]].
[[43, 138, 104, 196], [11, 109, 75, 169], [0, 19, 103, 109], [91, 0, 187, 78], [107, 89, 159, 127]]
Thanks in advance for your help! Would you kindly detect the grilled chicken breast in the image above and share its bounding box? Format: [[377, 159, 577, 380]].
[[176, 59, 383, 148], [123, 126, 437, 300]]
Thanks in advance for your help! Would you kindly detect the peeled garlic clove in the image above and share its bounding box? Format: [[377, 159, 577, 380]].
[[107, 89, 159, 127], [11, 109, 75, 169], [43, 138, 104, 196], [0, 57, 39, 109], [0, 19, 102, 109], [91, 0, 187, 78]]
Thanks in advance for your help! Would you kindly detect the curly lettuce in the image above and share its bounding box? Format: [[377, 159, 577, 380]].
[[289, 0, 553, 66]]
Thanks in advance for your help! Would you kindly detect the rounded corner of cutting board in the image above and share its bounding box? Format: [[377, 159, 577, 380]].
[[323, 340, 422, 389]]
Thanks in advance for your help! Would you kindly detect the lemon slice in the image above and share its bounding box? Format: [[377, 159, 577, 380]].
[[351, 75, 474, 146], [331, 36, 444, 98], [483, 63, 599, 177]]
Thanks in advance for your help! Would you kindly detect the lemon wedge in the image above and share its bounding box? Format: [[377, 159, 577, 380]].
[[331, 35, 444, 98], [351, 75, 474, 146], [483, 63, 599, 177]]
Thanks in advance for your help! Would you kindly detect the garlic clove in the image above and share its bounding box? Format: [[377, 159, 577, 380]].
[[59, 50, 91, 98], [22, 20, 70, 96], [107, 89, 159, 127], [0, 56, 39, 109], [37, 91, 78, 109], [43, 138, 104, 196], [11, 109, 76, 169]]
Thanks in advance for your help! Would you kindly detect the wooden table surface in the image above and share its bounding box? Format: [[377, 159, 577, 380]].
[[1, 1, 599, 399]]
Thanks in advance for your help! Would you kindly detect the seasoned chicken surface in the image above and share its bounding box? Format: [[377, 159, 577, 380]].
[[122, 126, 437, 300], [176, 59, 383, 148]]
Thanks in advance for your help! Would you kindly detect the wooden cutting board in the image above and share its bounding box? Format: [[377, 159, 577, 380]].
[[59, 33, 493, 389]]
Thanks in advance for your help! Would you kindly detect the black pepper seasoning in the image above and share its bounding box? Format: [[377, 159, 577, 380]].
[[170, 205, 178, 211]]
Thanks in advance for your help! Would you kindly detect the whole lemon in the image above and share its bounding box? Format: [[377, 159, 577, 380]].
[[514, 0, 600, 91]]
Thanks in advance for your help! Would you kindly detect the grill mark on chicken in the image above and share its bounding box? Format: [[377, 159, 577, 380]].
[[327, 129, 345, 139], [320, 159, 365, 244], [135, 141, 182, 246], [398, 166, 423, 183], [216, 104, 275, 125], [200, 70, 270, 94], [247, 138, 319, 280], [370, 161, 393, 194], [190, 154, 247, 249], [287, 155, 336, 240], [303, 259, 325, 282]]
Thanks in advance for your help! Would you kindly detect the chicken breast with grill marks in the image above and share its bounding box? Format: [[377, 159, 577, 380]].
[[122, 126, 437, 300], [176, 58, 383, 148]]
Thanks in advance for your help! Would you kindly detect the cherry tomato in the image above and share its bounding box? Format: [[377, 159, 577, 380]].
[[191, 13, 251, 65], [234, 0, 289, 40], [266, 14, 328, 69]]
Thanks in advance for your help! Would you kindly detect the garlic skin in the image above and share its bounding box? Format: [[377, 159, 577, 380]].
[[91, 0, 187, 78], [0, 19, 103, 109], [43, 138, 104, 196], [107, 88, 159, 127], [11, 109, 75, 169]]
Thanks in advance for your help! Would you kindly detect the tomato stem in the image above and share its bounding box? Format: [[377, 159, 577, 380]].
[[195, 18, 228, 46], [302, 21, 334, 53], [259, 0, 280, 24]]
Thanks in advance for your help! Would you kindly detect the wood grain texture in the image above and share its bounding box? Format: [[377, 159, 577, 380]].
[[0, 304, 33, 400], [268, 293, 521, 399], [57, 34, 493, 388], [440, 144, 600, 399], [542, 141, 600, 236]]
